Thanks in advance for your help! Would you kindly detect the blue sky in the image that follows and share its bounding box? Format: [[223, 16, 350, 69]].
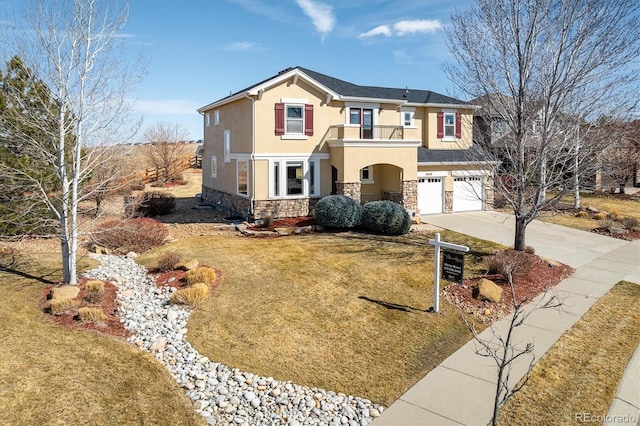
[[2, 0, 472, 141], [123, 0, 473, 141]]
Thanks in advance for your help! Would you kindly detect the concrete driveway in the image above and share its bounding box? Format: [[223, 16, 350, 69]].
[[422, 211, 630, 269]]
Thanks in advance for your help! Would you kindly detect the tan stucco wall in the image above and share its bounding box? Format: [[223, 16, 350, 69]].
[[330, 145, 417, 182], [424, 107, 474, 150]]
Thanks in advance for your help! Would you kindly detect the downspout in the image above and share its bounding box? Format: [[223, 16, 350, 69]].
[[245, 93, 256, 220], [198, 110, 204, 201]]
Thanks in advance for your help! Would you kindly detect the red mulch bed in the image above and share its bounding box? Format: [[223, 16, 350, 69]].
[[40, 277, 130, 339], [592, 228, 640, 241], [248, 216, 315, 233], [40, 266, 223, 339], [442, 251, 574, 323]]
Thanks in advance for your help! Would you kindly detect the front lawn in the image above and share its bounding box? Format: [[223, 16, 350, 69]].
[[0, 250, 204, 425], [137, 230, 500, 406]]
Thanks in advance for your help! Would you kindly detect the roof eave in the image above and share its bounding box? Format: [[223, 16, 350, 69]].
[[417, 160, 499, 166]]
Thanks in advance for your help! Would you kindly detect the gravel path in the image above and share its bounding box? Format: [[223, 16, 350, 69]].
[[84, 254, 384, 426]]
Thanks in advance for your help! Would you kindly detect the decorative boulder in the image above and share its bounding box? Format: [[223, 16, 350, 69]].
[[51, 285, 80, 301], [175, 258, 199, 271], [91, 244, 111, 255], [473, 278, 503, 303]]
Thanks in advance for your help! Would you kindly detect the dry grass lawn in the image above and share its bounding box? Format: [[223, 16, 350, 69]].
[[0, 252, 204, 425], [498, 281, 640, 425], [137, 230, 499, 406], [542, 193, 640, 231]]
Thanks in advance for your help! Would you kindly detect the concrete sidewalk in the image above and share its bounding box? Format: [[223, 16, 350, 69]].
[[374, 212, 640, 425]]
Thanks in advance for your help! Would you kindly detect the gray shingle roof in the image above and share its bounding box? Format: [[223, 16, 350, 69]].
[[209, 66, 468, 106], [417, 146, 496, 164]]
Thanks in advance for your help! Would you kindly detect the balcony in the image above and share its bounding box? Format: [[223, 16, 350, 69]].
[[323, 125, 418, 147]]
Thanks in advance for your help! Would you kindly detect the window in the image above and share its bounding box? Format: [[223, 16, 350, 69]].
[[214, 110, 220, 126], [237, 160, 248, 196], [211, 156, 217, 179], [444, 113, 455, 137], [492, 119, 508, 139], [205, 112, 210, 128], [275, 102, 313, 137], [286, 106, 303, 134], [401, 108, 415, 127], [223, 130, 230, 163], [270, 158, 320, 198], [286, 161, 303, 195], [437, 111, 462, 139], [349, 107, 374, 139], [360, 166, 373, 183]]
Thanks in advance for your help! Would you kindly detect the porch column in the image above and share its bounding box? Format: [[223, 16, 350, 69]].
[[400, 180, 418, 211], [335, 182, 361, 203]]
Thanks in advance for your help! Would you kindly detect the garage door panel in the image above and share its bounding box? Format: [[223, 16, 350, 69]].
[[418, 178, 443, 214], [453, 177, 483, 212]]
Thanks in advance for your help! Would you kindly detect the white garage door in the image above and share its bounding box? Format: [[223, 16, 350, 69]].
[[418, 178, 443, 214], [453, 176, 483, 212]]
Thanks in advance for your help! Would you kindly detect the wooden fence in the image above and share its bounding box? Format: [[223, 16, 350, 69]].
[[139, 156, 201, 184]]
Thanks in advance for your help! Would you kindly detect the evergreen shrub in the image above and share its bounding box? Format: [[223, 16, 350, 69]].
[[361, 201, 411, 235], [314, 195, 362, 228]]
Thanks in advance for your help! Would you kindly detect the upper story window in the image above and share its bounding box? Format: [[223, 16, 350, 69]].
[[286, 106, 303, 134], [205, 112, 211, 128], [400, 107, 415, 127], [492, 118, 508, 139], [437, 110, 462, 140], [214, 110, 220, 126], [275, 100, 313, 139]]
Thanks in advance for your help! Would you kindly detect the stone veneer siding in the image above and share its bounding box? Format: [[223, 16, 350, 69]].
[[484, 184, 494, 211], [202, 186, 251, 219], [253, 198, 318, 220], [336, 182, 361, 202], [400, 180, 418, 211], [444, 191, 454, 213]]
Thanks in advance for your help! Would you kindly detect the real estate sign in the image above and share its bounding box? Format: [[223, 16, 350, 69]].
[[442, 250, 465, 284]]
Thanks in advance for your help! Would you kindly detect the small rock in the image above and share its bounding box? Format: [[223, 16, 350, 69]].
[[176, 259, 199, 271], [149, 337, 167, 352], [126, 251, 138, 258], [167, 310, 179, 321]]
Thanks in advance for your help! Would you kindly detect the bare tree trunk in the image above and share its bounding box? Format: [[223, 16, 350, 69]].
[[514, 215, 527, 251]]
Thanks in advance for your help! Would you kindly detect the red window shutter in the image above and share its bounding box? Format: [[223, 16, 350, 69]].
[[437, 112, 444, 138], [455, 112, 462, 138], [304, 104, 314, 136], [275, 103, 285, 135]]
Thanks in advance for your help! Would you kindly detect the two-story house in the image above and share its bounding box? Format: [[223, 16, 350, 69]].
[[198, 66, 494, 219]]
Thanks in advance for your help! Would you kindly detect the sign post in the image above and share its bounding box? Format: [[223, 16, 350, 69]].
[[428, 232, 469, 313]]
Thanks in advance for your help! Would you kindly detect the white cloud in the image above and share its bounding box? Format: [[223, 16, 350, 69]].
[[133, 99, 200, 116], [394, 19, 443, 36], [359, 19, 443, 39], [295, 0, 335, 36], [358, 24, 392, 39], [221, 41, 264, 52]]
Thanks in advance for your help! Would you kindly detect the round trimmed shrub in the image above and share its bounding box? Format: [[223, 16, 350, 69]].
[[361, 200, 411, 235], [314, 195, 362, 229]]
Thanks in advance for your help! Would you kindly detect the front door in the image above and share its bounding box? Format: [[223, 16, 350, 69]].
[[350, 108, 373, 139]]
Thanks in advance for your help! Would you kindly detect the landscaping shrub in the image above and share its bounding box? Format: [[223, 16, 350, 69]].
[[485, 249, 534, 280], [314, 195, 362, 229], [157, 252, 181, 272], [78, 307, 107, 322], [169, 283, 210, 306], [621, 217, 639, 230], [575, 211, 588, 218], [49, 298, 77, 315], [361, 201, 411, 235], [124, 191, 176, 217], [608, 209, 622, 220], [593, 212, 608, 221], [84, 280, 105, 293], [186, 267, 217, 285], [94, 218, 168, 254]]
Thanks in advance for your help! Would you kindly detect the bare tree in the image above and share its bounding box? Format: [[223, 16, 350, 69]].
[[598, 121, 640, 193], [141, 122, 189, 183], [0, 0, 142, 284], [463, 251, 560, 425], [446, 0, 640, 250]]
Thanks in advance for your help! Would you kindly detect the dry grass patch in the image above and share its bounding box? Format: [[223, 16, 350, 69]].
[[499, 281, 640, 425], [170, 282, 211, 306], [77, 307, 107, 322], [84, 279, 105, 293], [138, 231, 499, 406], [186, 266, 217, 285], [0, 252, 204, 425]]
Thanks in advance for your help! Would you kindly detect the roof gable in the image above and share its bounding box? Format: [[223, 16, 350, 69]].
[[198, 66, 468, 111]]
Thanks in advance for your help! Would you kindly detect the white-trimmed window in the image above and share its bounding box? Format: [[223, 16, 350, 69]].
[[286, 105, 304, 134], [237, 160, 248, 196], [360, 166, 374, 183], [401, 107, 415, 127], [223, 129, 230, 163], [275, 99, 313, 138], [205, 112, 211, 128], [211, 156, 217, 179], [444, 113, 455, 137], [214, 110, 220, 126], [270, 158, 320, 198]]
